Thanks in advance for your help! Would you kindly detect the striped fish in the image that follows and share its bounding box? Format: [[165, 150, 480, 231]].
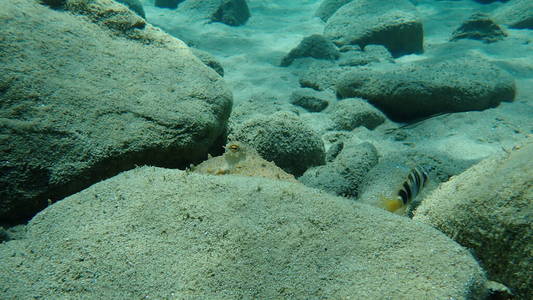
[[379, 167, 429, 214]]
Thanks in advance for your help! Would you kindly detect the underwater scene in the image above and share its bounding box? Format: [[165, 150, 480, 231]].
[[0, 0, 532, 299]]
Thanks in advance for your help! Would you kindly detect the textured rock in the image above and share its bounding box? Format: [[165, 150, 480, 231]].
[[314, 0, 353, 22], [336, 57, 516, 121], [413, 141, 533, 299], [190, 48, 225, 77], [492, 0, 533, 29], [179, 0, 250, 26], [330, 98, 386, 131], [281, 34, 340, 67], [290, 89, 330, 112], [0, 0, 232, 223], [231, 112, 325, 176], [324, 0, 423, 57], [299, 142, 378, 197], [0, 166, 488, 299], [338, 44, 393, 66], [451, 13, 506, 43]]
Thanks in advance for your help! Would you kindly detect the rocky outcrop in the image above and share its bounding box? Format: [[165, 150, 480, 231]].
[[336, 57, 515, 121], [0, 166, 488, 298], [414, 141, 533, 299], [323, 0, 423, 57], [0, 0, 232, 223]]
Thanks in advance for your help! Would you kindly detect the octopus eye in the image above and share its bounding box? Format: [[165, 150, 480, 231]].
[[228, 144, 240, 152]]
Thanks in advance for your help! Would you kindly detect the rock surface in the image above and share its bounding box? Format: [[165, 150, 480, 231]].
[[329, 98, 386, 131], [324, 0, 423, 57], [314, 0, 353, 22], [179, 0, 250, 26], [231, 112, 325, 176], [492, 0, 533, 29], [115, 0, 145, 18], [413, 141, 533, 299], [0, 0, 232, 223], [290, 89, 330, 112], [336, 57, 516, 121], [280, 34, 340, 67], [0, 166, 488, 299], [299, 142, 378, 197], [450, 13, 506, 43]]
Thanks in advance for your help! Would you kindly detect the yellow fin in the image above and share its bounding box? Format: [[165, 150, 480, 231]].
[[379, 196, 404, 213]]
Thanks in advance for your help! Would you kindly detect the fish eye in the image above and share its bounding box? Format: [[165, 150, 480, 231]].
[[228, 144, 240, 152]]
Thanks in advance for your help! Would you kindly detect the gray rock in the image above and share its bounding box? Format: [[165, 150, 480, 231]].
[[115, 0, 145, 18], [492, 0, 533, 29], [0, 0, 232, 223], [190, 48, 225, 77], [290, 89, 330, 112], [280, 34, 340, 67], [314, 0, 353, 22], [451, 13, 507, 43], [338, 45, 393, 67], [413, 141, 533, 299], [297, 61, 351, 91], [155, 0, 184, 9], [330, 98, 386, 131], [324, 0, 423, 57], [231, 112, 325, 176], [336, 57, 516, 121], [0, 166, 488, 299], [180, 0, 250, 26], [300, 142, 378, 197]]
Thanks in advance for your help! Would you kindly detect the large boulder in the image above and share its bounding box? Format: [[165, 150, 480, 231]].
[[179, 0, 251, 26], [336, 57, 516, 121], [492, 0, 533, 29], [323, 0, 423, 57], [413, 141, 533, 299], [0, 0, 232, 223], [0, 166, 488, 298]]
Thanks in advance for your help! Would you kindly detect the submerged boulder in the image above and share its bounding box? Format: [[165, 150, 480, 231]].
[[231, 112, 325, 176], [115, 0, 145, 18], [280, 34, 340, 67], [179, 0, 250, 26], [0, 0, 232, 223], [0, 166, 487, 298], [413, 141, 533, 299], [324, 0, 423, 57], [451, 13, 507, 43], [314, 0, 353, 22], [336, 57, 515, 121], [492, 0, 533, 29]]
